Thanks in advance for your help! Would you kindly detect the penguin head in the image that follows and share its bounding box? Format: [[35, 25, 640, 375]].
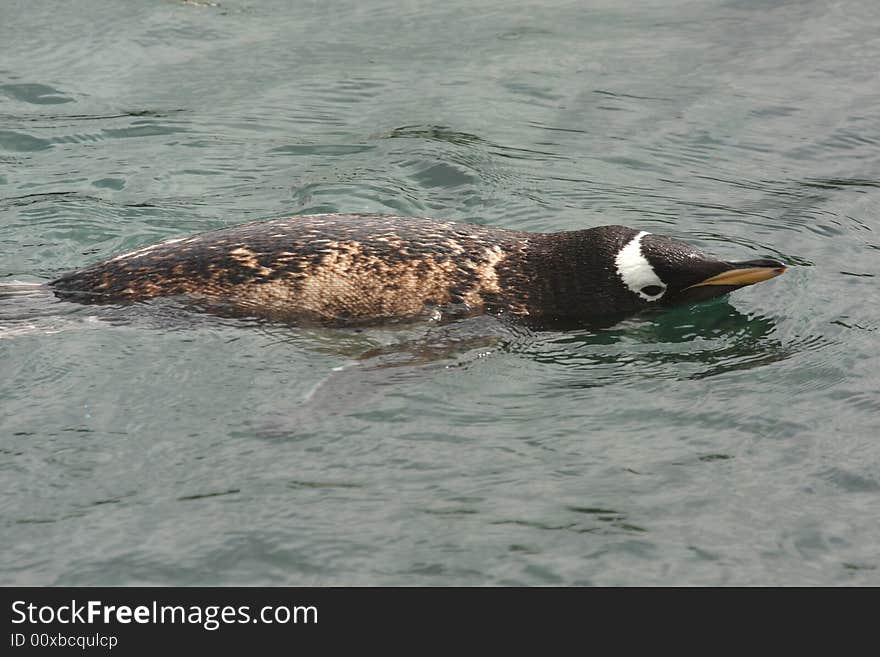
[[604, 226, 786, 312]]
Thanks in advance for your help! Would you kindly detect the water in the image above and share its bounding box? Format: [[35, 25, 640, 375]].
[[1, 0, 878, 585]]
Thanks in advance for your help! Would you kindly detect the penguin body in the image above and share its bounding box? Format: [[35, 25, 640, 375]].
[[50, 213, 786, 326]]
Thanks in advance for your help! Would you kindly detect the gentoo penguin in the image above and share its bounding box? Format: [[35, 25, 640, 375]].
[[50, 213, 786, 326]]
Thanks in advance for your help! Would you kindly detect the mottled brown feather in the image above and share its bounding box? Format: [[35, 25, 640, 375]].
[[51, 214, 550, 325]]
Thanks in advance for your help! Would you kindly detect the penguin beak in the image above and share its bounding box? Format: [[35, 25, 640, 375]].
[[684, 258, 787, 291], [664, 257, 787, 306]]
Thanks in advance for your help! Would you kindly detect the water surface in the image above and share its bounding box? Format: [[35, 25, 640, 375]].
[[1, 0, 879, 585]]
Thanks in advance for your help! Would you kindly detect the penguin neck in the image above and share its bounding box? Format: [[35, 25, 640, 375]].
[[507, 230, 627, 320]]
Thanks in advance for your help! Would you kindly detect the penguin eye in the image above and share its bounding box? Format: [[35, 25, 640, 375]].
[[640, 285, 665, 298]]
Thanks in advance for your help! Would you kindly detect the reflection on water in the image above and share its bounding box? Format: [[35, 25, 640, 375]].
[[506, 298, 792, 382], [250, 296, 797, 432]]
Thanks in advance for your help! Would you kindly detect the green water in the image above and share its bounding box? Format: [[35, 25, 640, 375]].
[[2, 0, 878, 585]]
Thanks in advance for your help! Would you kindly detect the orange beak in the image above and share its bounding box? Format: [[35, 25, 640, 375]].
[[685, 261, 787, 290]]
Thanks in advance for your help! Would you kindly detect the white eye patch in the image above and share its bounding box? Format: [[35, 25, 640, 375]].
[[614, 231, 666, 301]]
